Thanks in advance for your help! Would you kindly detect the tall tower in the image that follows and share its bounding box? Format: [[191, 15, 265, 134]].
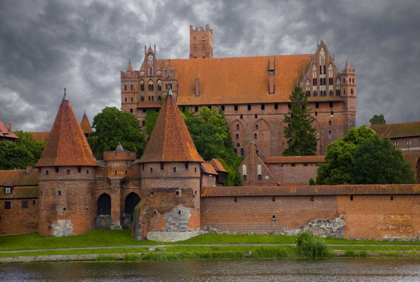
[[340, 59, 357, 132], [133, 89, 204, 241], [189, 24, 213, 59], [36, 89, 98, 237]]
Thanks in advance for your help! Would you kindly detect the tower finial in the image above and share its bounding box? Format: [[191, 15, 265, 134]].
[[63, 88, 68, 101], [166, 88, 173, 97]]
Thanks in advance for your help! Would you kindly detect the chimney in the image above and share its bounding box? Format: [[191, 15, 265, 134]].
[[268, 58, 275, 94], [9, 120, 12, 132], [26, 166, 32, 175], [195, 77, 200, 97]]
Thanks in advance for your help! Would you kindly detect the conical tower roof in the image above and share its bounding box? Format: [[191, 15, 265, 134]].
[[80, 111, 93, 135], [127, 61, 133, 72], [138, 89, 204, 163], [36, 90, 98, 167]]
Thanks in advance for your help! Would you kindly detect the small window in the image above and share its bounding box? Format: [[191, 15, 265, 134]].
[[254, 133, 257, 140], [351, 89, 354, 95], [331, 111, 334, 116], [236, 134, 239, 140], [248, 105, 251, 111], [87, 170, 89, 175], [243, 175, 247, 180], [237, 143, 240, 147], [329, 102, 333, 108], [241, 148, 245, 156], [130, 109, 133, 113], [4, 187, 11, 195], [315, 111, 318, 116], [22, 201, 28, 209], [5, 201, 11, 209], [46, 170, 49, 175], [131, 97, 133, 102], [178, 210, 181, 215], [329, 130, 331, 135], [350, 195, 353, 201], [221, 105, 225, 111], [176, 190, 179, 196], [255, 114, 258, 119], [311, 196, 314, 201], [236, 124, 240, 131], [272, 197, 275, 202], [125, 97, 127, 102], [234, 197, 237, 202], [195, 106, 198, 112], [303, 163, 308, 167], [272, 215, 276, 221], [58, 191, 61, 196], [195, 167, 197, 173], [67, 170, 70, 175], [185, 162, 189, 170], [261, 104, 265, 110], [55, 167, 59, 173], [154, 210, 157, 215], [316, 103, 319, 109], [291, 163, 296, 167], [33, 200, 36, 205], [124, 85, 127, 91], [161, 163, 164, 171], [173, 167, 177, 172], [313, 91, 317, 97], [329, 120, 332, 125], [258, 174, 262, 180], [130, 85, 133, 90], [255, 125, 259, 130], [275, 103, 278, 110], [142, 120, 145, 126], [240, 114, 243, 119], [150, 168, 153, 173], [390, 195, 394, 201], [235, 105, 238, 111], [78, 167, 81, 173]]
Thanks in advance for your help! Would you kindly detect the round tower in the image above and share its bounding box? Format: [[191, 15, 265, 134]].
[[36, 89, 98, 236], [134, 89, 204, 241]]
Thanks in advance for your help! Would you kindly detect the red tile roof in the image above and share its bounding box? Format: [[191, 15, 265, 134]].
[[138, 90, 204, 163], [35, 95, 98, 167], [209, 159, 227, 173], [0, 120, 18, 139], [80, 112, 93, 134], [371, 121, 420, 139], [0, 169, 38, 186], [264, 156, 326, 164], [159, 54, 313, 105], [201, 163, 218, 175], [0, 187, 38, 199], [29, 132, 49, 142]]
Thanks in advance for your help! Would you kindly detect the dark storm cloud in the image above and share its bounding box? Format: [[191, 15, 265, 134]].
[[0, 0, 419, 131]]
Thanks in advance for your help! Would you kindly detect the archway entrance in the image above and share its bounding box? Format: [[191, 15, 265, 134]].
[[96, 193, 111, 228], [123, 192, 141, 228]]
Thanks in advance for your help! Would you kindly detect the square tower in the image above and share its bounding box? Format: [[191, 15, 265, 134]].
[[189, 24, 213, 59]]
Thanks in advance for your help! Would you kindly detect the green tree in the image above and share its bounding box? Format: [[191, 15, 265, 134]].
[[316, 126, 379, 185], [145, 109, 159, 135], [369, 114, 386, 125], [350, 135, 416, 184], [89, 107, 146, 158], [283, 86, 317, 156], [0, 131, 45, 170]]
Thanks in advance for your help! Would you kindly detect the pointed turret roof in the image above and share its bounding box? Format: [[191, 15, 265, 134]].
[[36, 90, 98, 167], [115, 142, 125, 152], [138, 89, 204, 163], [127, 61, 133, 72], [80, 111, 93, 135], [345, 59, 351, 70]]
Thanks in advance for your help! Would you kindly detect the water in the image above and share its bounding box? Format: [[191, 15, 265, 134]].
[[1, 259, 420, 281]]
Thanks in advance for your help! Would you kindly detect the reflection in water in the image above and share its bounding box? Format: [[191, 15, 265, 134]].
[[1, 259, 420, 281]]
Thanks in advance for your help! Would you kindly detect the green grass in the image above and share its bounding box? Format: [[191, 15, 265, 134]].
[[96, 255, 119, 262]]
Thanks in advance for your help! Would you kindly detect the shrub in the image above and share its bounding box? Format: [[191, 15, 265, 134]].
[[296, 232, 330, 259]]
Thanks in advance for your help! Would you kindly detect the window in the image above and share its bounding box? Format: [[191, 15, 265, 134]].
[[130, 109, 133, 113], [329, 130, 331, 135], [195, 167, 197, 173], [150, 168, 153, 173], [173, 167, 177, 172], [254, 133, 257, 140], [160, 163, 164, 171], [351, 89, 354, 95], [58, 191, 61, 196], [329, 102, 333, 108], [67, 170, 70, 175], [258, 175, 262, 180], [87, 170, 89, 175], [240, 114, 243, 119], [142, 120, 145, 126], [236, 134, 239, 140], [125, 97, 127, 102], [176, 191, 179, 196], [131, 97, 133, 102], [46, 170, 49, 176], [311, 196, 314, 201], [194, 46, 197, 52], [391, 195, 394, 201], [148, 81, 154, 91], [336, 90, 341, 96], [202, 46, 205, 51], [158, 96, 161, 101], [241, 148, 244, 156], [315, 111, 318, 116], [141, 96, 144, 101], [4, 187, 11, 194], [237, 143, 240, 147], [275, 103, 278, 110], [313, 90, 317, 97], [350, 195, 353, 201], [248, 105, 251, 111], [221, 105, 225, 111], [124, 85, 127, 91], [272, 197, 275, 202], [195, 106, 198, 112], [130, 85, 133, 90], [261, 104, 265, 110], [157, 81, 162, 91], [254, 114, 258, 119], [33, 200, 36, 205], [329, 120, 332, 125], [55, 167, 59, 173], [236, 124, 240, 130], [22, 201, 28, 209], [185, 162, 189, 170], [255, 125, 259, 130], [329, 90, 333, 96], [316, 103, 319, 109], [234, 197, 237, 202], [272, 215, 276, 221], [331, 111, 334, 116], [313, 78, 317, 85], [140, 81, 145, 91], [235, 105, 238, 111], [5, 201, 11, 209]]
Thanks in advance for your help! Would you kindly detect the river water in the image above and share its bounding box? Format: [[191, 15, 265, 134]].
[[1, 259, 420, 281]]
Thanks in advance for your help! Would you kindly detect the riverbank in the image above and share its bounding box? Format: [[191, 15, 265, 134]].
[[1, 230, 420, 263]]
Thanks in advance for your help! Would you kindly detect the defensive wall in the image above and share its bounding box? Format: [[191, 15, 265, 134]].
[[201, 184, 420, 240]]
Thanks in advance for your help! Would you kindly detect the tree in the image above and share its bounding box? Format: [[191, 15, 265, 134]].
[[89, 107, 146, 158], [145, 109, 159, 135], [316, 125, 379, 185], [369, 114, 386, 125], [0, 131, 45, 170], [350, 135, 416, 184], [283, 86, 317, 156]]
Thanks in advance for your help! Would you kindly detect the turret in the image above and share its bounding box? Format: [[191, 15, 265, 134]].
[[133, 89, 204, 241], [189, 24, 213, 59], [80, 111, 93, 138], [340, 59, 357, 132], [36, 89, 98, 236]]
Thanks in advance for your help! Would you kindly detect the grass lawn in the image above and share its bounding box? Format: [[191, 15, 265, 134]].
[[1, 229, 420, 252]]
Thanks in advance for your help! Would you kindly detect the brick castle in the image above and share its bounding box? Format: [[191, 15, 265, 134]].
[[0, 25, 419, 241]]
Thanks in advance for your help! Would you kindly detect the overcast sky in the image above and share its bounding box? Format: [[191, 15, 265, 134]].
[[0, 0, 419, 132]]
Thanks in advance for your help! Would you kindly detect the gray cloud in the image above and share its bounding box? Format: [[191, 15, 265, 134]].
[[0, 0, 419, 131]]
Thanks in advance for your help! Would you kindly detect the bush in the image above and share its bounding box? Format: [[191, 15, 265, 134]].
[[296, 232, 330, 259]]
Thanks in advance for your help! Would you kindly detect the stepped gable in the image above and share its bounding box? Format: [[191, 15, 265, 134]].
[[80, 111, 93, 135], [36, 90, 98, 167], [159, 54, 312, 105], [138, 89, 204, 163]]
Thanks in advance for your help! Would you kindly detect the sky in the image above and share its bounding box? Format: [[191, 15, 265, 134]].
[[0, 0, 419, 132]]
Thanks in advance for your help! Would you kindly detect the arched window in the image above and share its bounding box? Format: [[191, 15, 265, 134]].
[[130, 109, 133, 113], [237, 143, 240, 147], [240, 148, 245, 157], [124, 192, 140, 216], [130, 85, 133, 90], [202, 45, 205, 51], [255, 125, 259, 130], [240, 114, 243, 119], [124, 85, 127, 91], [352, 78, 355, 83], [150, 167, 153, 173], [329, 90, 333, 96], [148, 81, 154, 91], [242, 164, 247, 176], [141, 96, 144, 101], [312, 65, 317, 79], [351, 89, 354, 95], [131, 97, 133, 102], [173, 167, 177, 172], [329, 120, 332, 125], [236, 134, 239, 140], [140, 81, 145, 92], [320, 48, 326, 70], [313, 90, 317, 97], [257, 164, 262, 180], [152, 96, 154, 101], [254, 133, 257, 140], [97, 194, 111, 215], [157, 80, 162, 91], [236, 124, 240, 130], [158, 96, 161, 101]]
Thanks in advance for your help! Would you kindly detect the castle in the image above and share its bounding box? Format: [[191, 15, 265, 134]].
[[1, 25, 420, 241], [121, 24, 357, 185]]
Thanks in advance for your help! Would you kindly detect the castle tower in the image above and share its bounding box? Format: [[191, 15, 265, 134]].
[[189, 24, 213, 59], [36, 89, 98, 237], [340, 59, 357, 132], [80, 111, 93, 138], [133, 89, 204, 241]]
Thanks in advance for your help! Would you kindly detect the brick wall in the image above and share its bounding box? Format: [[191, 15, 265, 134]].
[[0, 198, 38, 235], [267, 163, 319, 184]]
